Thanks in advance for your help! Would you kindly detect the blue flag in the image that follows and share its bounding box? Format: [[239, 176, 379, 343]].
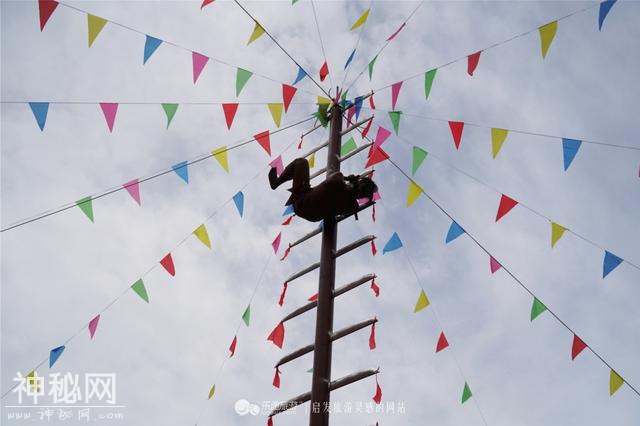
[[562, 138, 582, 171], [172, 161, 189, 183], [29, 102, 49, 131], [445, 221, 465, 243], [233, 191, 244, 218], [603, 250, 623, 278], [599, 0, 617, 31], [143, 35, 163, 64], [383, 232, 403, 254], [344, 49, 356, 70], [354, 96, 363, 120], [283, 204, 294, 216], [49, 345, 66, 368], [292, 66, 307, 85]]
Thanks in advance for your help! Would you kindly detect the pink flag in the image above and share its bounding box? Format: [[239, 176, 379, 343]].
[[373, 126, 391, 149], [269, 155, 284, 177], [489, 256, 502, 274], [387, 23, 406, 41], [99, 103, 118, 133], [272, 232, 282, 254], [192, 52, 209, 83], [391, 81, 403, 110], [123, 179, 141, 205], [88, 315, 100, 339]]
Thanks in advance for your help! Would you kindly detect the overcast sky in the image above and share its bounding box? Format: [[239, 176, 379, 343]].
[[2, 1, 640, 425]]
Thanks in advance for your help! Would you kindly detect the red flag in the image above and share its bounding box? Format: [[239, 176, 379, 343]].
[[495, 194, 518, 222], [448, 121, 464, 149], [369, 95, 376, 109], [371, 278, 380, 297], [308, 293, 318, 302], [282, 215, 294, 226], [254, 130, 271, 155], [366, 147, 390, 168], [360, 119, 372, 139], [39, 0, 59, 31], [282, 84, 297, 113], [467, 51, 481, 76], [200, 0, 215, 9], [571, 335, 587, 360], [372, 378, 382, 404], [280, 245, 292, 261], [222, 103, 239, 130], [160, 253, 175, 276], [272, 367, 281, 388], [229, 335, 237, 357], [369, 323, 377, 350], [267, 417, 273, 426], [267, 322, 285, 348], [436, 332, 449, 352], [371, 240, 377, 256], [278, 282, 288, 306], [387, 23, 406, 41], [347, 105, 356, 127], [319, 61, 329, 82]]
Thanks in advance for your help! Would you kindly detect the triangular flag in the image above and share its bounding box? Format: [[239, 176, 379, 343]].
[[283, 204, 294, 216], [273, 368, 281, 388], [76, 196, 94, 222], [610, 370, 624, 396], [495, 194, 518, 222], [143, 35, 162, 64], [344, 48, 356, 69], [369, 322, 376, 350], [222, 103, 239, 130], [462, 382, 472, 403], [467, 51, 481, 76], [436, 332, 449, 352], [424, 68, 437, 100], [192, 52, 209, 83], [365, 147, 389, 168], [319, 61, 329, 82], [29, 102, 49, 131], [412, 146, 428, 176], [391, 81, 403, 110], [292, 66, 307, 85], [354, 96, 364, 119], [242, 305, 251, 326], [371, 278, 380, 297], [26, 371, 40, 393], [172, 161, 189, 183], [193, 224, 211, 249], [360, 119, 372, 139], [387, 22, 406, 41], [212, 147, 229, 173], [562, 138, 582, 171], [341, 137, 358, 156], [270, 155, 284, 177], [88, 315, 100, 338], [539, 21, 558, 59], [489, 256, 502, 274], [236, 68, 253, 96], [551, 222, 567, 247], [99, 102, 118, 133], [87, 14, 107, 48], [267, 322, 285, 348], [282, 84, 297, 112], [530, 297, 547, 321], [603, 250, 623, 278], [448, 121, 464, 149], [571, 335, 587, 360], [229, 336, 237, 357], [406, 179, 423, 207], [161, 103, 178, 129], [445, 221, 465, 243], [351, 8, 370, 30], [309, 152, 316, 169], [347, 105, 356, 126], [491, 128, 509, 159], [247, 22, 265, 45], [388, 111, 402, 135], [369, 94, 376, 109], [383, 232, 403, 254], [123, 179, 141, 206], [201, 0, 215, 9], [207, 384, 216, 400], [49, 345, 65, 368], [254, 130, 271, 156], [272, 232, 282, 254], [233, 192, 244, 218], [160, 253, 176, 276], [372, 379, 382, 404], [308, 293, 318, 302], [317, 96, 332, 106], [39, 0, 59, 31], [599, 1, 618, 31], [131, 279, 149, 303], [373, 126, 391, 149], [368, 55, 378, 80], [414, 289, 430, 312], [268, 103, 284, 128]]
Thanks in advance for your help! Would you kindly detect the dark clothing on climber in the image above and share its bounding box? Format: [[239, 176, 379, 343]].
[[269, 158, 377, 222]]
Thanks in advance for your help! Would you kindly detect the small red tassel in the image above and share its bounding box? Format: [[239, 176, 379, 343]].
[[369, 322, 376, 350], [267, 416, 273, 426], [371, 240, 377, 256], [278, 282, 288, 306], [272, 367, 281, 388], [297, 135, 304, 150], [372, 377, 382, 404], [361, 119, 372, 139], [280, 244, 292, 262], [369, 94, 376, 109], [372, 204, 376, 222], [371, 278, 380, 297]]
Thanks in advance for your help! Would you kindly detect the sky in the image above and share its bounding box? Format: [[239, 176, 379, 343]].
[[1, 0, 640, 425]]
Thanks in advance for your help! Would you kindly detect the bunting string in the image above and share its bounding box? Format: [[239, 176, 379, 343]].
[[309, 0, 334, 90], [339, 0, 373, 92]]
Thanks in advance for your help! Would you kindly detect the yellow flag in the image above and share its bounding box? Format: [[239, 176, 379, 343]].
[[610, 370, 624, 396], [26, 371, 41, 393], [414, 289, 430, 312], [406, 180, 423, 207], [247, 22, 265, 45], [317, 96, 332, 105], [491, 128, 509, 159], [551, 222, 568, 248], [268, 103, 284, 128], [193, 224, 211, 249], [350, 8, 370, 31], [208, 384, 216, 400], [309, 152, 315, 169], [88, 14, 107, 48], [539, 21, 558, 59], [211, 147, 229, 173]]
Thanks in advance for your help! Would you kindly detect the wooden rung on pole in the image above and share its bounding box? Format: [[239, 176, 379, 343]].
[[309, 142, 374, 180], [301, 115, 373, 159]]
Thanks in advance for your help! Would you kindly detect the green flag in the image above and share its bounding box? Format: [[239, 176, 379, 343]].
[[388, 111, 402, 135], [161, 103, 178, 129], [76, 196, 94, 222], [461, 382, 472, 403], [530, 297, 547, 321], [341, 137, 358, 156], [424, 68, 437, 100], [242, 305, 251, 326], [315, 103, 329, 127], [340, 89, 349, 108], [131, 279, 149, 303], [368, 55, 378, 80], [236, 68, 253, 96], [412, 146, 428, 176]]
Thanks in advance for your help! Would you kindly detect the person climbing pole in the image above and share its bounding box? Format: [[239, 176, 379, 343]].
[[269, 157, 377, 222]]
